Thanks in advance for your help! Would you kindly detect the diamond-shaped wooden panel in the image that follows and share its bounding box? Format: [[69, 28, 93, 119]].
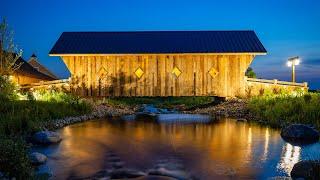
[[172, 67, 182, 78], [209, 67, 219, 78], [97, 67, 108, 79], [134, 67, 144, 78]]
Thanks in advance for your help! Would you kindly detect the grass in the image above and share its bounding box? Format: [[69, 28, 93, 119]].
[[248, 92, 320, 129], [99, 96, 216, 109], [0, 136, 33, 179], [0, 78, 93, 178], [0, 90, 92, 136]]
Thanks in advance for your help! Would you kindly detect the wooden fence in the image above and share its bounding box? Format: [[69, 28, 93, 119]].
[[245, 77, 308, 96], [20, 79, 70, 90], [20, 77, 309, 97]]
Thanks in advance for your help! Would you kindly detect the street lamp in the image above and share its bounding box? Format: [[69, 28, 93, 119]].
[[287, 56, 300, 83]]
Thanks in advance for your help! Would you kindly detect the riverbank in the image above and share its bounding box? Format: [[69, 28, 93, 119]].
[[187, 98, 254, 120], [43, 104, 135, 130], [188, 92, 320, 130]]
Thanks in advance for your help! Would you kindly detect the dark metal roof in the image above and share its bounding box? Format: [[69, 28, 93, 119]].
[[49, 31, 267, 55]]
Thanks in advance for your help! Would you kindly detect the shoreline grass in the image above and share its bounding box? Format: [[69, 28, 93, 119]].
[[248, 92, 320, 129]]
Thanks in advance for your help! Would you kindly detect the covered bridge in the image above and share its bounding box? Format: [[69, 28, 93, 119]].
[[49, 30, 267, 97]]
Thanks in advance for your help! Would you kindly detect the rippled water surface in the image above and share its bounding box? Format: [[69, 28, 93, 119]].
[[35, 118, 320, 179]]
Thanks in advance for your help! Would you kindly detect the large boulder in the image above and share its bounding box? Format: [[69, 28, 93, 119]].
[[280, 124, 319, 145], [32, 131, 62, 144], [291, 160, 320, 179], [29, 152, 47, 165]]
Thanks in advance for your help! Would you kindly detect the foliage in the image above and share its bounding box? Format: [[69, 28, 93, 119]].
[[100, 96, 215, 109], [248, 92, 320, 129], [0, 75, 19, 100], [0, 90, 92, 136], [0, 17, 22, 76], [0, 136, 33, 179], [245, 67, 257, 78]]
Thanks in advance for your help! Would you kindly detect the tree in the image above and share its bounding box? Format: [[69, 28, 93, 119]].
[[0, 18, 22, 76], [245, 67, 257, 78]]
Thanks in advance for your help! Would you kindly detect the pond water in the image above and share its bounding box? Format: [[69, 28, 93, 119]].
[[34, 118, 320, 179]]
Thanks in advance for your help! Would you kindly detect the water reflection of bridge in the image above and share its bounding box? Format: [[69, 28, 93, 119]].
[[50, 118, 303, 179]]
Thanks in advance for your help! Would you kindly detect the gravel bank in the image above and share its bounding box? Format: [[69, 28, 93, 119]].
[[186, 99, 256, 120], [42, 104, 135, 130]]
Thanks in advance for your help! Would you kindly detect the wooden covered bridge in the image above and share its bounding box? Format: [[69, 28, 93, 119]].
[[40, 30, 306, 97]]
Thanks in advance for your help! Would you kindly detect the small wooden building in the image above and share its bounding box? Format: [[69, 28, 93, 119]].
[[13, 55, 56, 85], [49, 31, 266, 97]]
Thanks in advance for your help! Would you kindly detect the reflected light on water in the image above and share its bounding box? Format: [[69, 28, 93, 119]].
[[277, 143, 301, 175], [34, 118, 320, 179], [262, 128, 270, 161]]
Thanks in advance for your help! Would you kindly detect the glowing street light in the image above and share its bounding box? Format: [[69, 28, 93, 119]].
[[287, 56, 300, 82]]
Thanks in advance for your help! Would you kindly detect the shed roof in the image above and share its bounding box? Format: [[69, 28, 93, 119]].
[[15, 56, 56, 81], [49, 30, 267, 55]]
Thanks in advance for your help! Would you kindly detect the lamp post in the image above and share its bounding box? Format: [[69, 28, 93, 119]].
[[287, 56, 300, 83]]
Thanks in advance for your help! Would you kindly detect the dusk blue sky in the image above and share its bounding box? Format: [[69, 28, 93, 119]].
[[1, 0, 319, 89]]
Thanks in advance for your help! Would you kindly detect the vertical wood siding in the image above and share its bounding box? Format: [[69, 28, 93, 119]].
[[61, 54, 254, 97]]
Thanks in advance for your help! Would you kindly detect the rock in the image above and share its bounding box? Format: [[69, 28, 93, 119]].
[[148, 168, 190, 180], [140, 104, 161, 114], [134, 175, 177, 180], [291, 160, 320, 179], [34, 172, 52, 179], [92, 170, 110, 179], [108, 156, 121, 162], [110, 161, 124, 169], [109, 168, 146, 179], [136, 112, 158, 121], [237, 118, 247, 122], [29, 152, 47, 165], [281, 124, 319, 144], [268, 177, 292, 180], [32, 131, 62, 144], [121, 114, 136, 121]]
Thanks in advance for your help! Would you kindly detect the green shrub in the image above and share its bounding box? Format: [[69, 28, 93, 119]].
[[0, 136, 33, 179], [0, 75, 19, 101], [248, 92, 320, 128]]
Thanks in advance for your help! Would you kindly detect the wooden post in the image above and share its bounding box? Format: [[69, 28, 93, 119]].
[[273, 79, 278, 85]]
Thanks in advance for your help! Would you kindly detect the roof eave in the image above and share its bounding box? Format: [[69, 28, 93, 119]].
[[49, 52, 267, 57]]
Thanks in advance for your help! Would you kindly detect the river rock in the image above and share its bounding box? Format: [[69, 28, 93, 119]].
[[148, 167, 190, 180], [34, 172, 52, 179], [280, 124, 319, 144], [32, 131, 62, 144], [237, 118, 247, 122], [110, 161, 124, 169], [109, 168, 146, 179], [291, 160, 320, 179], [135, 175, 177, 180], [141, 104, 161, 114], [29, 152, 47, 165]]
